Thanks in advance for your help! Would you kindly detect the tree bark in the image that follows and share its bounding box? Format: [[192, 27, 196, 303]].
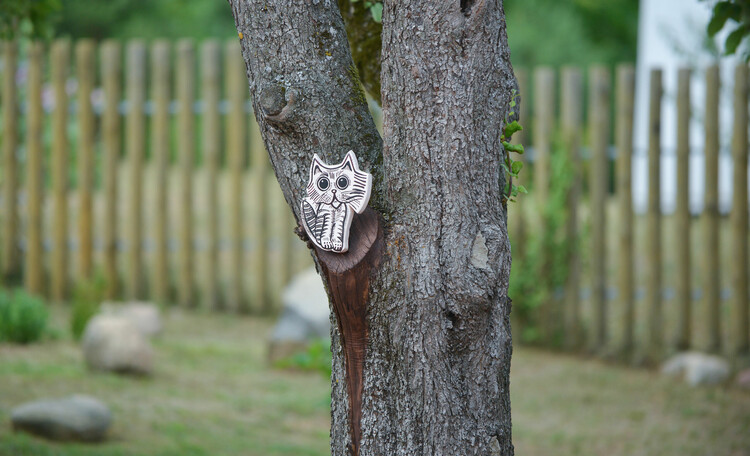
[[228, 1, 515, 454]]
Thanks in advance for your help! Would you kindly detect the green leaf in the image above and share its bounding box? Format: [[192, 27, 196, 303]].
[[370, 3, 383, 22], [517, 185, 528, 194], [500, 162, 510, 174], [511, 160, 524, 175], [502, 141, 525, 154], [708, 2, 734, 37], [725, 25, 748, 55], [503, 120, 523, 139]]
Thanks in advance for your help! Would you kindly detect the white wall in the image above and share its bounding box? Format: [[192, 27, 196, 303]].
[[633, 0, 745, 214]]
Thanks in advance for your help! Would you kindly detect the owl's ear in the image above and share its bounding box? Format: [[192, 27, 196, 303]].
[[310, 154, 324, 181], [341, 150, 358, 171]]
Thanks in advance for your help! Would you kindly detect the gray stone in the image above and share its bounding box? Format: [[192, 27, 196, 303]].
[[269, 267, 330, 361], [735, 368, 750, 389], [101, 301, 162, 338], [661, 352, 731, 386], [11, 395, 111, 442], [82, 314, 153, 375]]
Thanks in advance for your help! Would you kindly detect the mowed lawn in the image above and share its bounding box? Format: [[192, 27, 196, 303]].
[[1, 308, 749, 456]]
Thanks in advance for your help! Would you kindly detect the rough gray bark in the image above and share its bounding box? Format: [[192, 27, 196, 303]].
[[228, 1, 515, 454]]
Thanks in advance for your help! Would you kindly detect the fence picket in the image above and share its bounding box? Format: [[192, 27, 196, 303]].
[[51, 40, 70, 302], [225, 41, 246, 312], [730, 63, 749, 356], [24, 43, 44, 296], [616, 64, 636, 355], [2, 42, 20, 282], [177, 39, 196, 308], [532, 67, 554, 206], [561, 67, 583, 349], [202, 40, 222, 311], [703, 65, 721, 353], [674, 68, 691, 350], [589, 66, 611, 351], [151, 40, 170, 305], [76, 40, 96, 280], [533, 67, 555, 341], [645, 69, 663, 361], [126, 41, 146, 300], [101, 41, 121, 299]]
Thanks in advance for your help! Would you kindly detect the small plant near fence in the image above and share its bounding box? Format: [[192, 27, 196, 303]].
[[510, 135, 578, 345], [0, 289, 49, 344], [70, 273, 108, 340], [273, 339, 333, 378]]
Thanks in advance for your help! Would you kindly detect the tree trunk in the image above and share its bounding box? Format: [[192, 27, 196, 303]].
[[228, 1, 515, 455]]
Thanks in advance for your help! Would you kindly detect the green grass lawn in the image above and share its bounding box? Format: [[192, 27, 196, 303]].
[[1, 308, 749, 456]]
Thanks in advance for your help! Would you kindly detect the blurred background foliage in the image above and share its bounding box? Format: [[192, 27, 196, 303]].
[[5, 0, 641, 68], [54, 0, 236, 41], [504, 0, 640, 67], [0, 0, 61, 40]]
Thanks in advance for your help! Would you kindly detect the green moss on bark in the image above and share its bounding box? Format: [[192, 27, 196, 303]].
[[348, 64, 369, 106]]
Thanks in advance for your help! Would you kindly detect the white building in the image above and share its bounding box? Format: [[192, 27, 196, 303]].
[[633, 0, 746, 214]]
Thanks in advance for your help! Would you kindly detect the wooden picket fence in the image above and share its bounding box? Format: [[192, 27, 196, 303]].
[[0, 39, 313, 313], [510, 63, 750, 362], [1, 38, 749, 360]]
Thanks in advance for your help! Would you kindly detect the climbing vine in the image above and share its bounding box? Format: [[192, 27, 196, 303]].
[[501, 90, 527, 205]]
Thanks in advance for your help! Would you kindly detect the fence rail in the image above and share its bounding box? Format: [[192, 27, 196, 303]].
[[0, 39, 312, 313]]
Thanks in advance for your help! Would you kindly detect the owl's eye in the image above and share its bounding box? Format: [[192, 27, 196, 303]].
[[336, 176, 350, 189], [317, 177, 330, 191]]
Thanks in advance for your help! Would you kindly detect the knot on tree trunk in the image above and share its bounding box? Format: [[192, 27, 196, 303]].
[[259, 84, 297, 127]]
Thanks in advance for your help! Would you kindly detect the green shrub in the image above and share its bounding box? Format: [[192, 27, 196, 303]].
[[0, 290, 49, 344], [273, 339, 332, 378], [509, 135, 577, 345], [70, 274, 108, 340]]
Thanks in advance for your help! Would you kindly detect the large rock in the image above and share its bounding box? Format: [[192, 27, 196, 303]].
[[11, 395, 112, 442], [269, 267, 330, 361], [101, 301, 162, 338], [661, 352, 730, 386], [82, 314, 153, 375]]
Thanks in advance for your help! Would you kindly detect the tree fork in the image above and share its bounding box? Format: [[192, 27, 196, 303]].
[[229, 0, 516, 454], [227, 1, 384, 452]]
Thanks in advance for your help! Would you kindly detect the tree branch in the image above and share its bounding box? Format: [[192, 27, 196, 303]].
[[228, 0, 384, 217], [227, 1, 385, 454]]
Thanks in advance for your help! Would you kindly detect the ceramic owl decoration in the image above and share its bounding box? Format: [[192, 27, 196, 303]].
[[301, 151, 372, 253]]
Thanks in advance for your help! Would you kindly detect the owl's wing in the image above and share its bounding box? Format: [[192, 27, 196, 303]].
[[301, 199, 319, 243]]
